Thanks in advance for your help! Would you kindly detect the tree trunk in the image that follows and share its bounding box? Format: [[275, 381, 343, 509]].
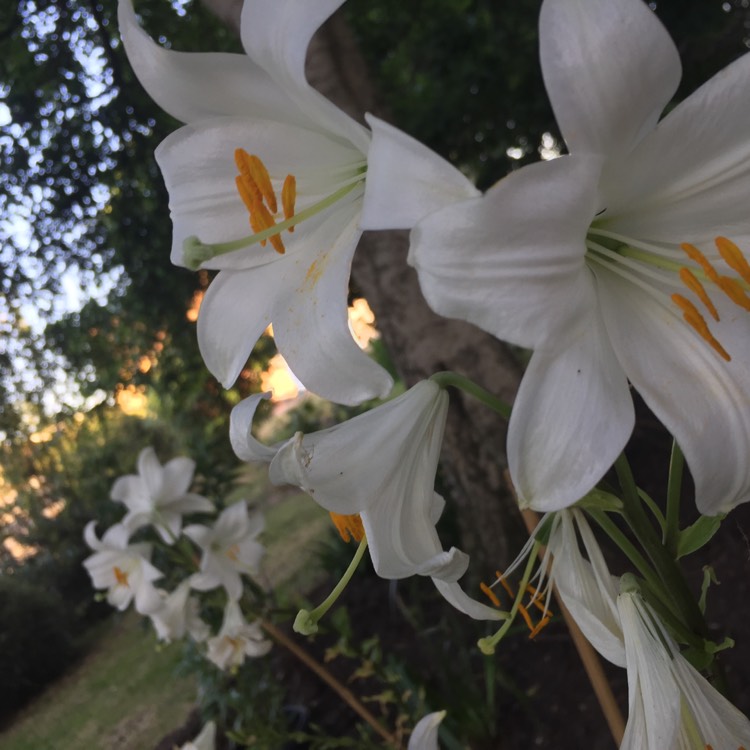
[[201, 0, 525, 566]]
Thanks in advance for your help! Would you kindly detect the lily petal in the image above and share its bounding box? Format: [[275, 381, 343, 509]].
[[239, 0, 370, 152], [118, 0, 307, 127], [431, 578, 506, 622], [539, 0, 680, 158], [271, 209, 394, 405], [409, 154, 600, 349], [230, 392, 280, 462], [601, 51, 750, 243], [361, 114, 479, 230], [508, 315, 634, 511], [598, 270, 750, 514], [407, 711, 446, 750]]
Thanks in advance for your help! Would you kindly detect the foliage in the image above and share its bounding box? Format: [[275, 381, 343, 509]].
[[0, 574, 77, 717]]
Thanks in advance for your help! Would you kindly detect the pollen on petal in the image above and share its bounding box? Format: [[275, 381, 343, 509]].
[[329, 512, 365, 543], [671, 293, 731, 362]]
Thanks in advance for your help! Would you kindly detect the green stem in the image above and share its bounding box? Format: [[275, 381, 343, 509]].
[[430, 371, 512, 419], [664, 439, 684, 555], [614, 453, 707, 638], [294, 537, 368, 635]]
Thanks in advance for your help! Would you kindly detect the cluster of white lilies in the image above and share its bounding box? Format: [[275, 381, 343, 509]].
[[83, 0, 750, 747]]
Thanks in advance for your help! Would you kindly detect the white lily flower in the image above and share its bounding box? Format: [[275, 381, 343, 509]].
[[178, 721, 216, 750], [111, 447, 214, 544], [618, 587, 750, 750], [408, 0, 750, 514], [118, 0, 393, 405], [82, 521, 162, 614], [206, 600, 271, 671], [231, 382, 502, 621], [184, 501, 265, 601], [407, 711, 446, 750], [149, 579, 210, 644]]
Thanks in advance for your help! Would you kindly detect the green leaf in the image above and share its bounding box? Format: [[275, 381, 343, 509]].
[[676, 515, 724, 559]]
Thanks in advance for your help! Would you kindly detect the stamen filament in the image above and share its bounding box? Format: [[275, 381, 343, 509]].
[[294, 536, 368, 636], [183, 179, 363, 270]]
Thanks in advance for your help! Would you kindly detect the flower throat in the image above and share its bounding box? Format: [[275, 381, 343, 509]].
[[182, 150, 366, 270], [585, 227, 750, 362]]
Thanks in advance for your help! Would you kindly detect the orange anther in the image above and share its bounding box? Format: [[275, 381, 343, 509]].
[[529, 615, 551, 639], [282, 174, 297, 231], [525, 584, 551, 614], [716, 236, 750, 285], [329, 512, 365, 543], [235, 149, 276, 211], [253, 200, 286, 254], [494, 571, 515, 598], [717, 276, 750, 311], [680, 243, 721, 285], [679, 267, 719, 321], [113, 566, 129, 587], [480, 581, 501, 607], [235, 173, 262, 215], [517, 603, 535, 632], [672, 294, 730, 361]]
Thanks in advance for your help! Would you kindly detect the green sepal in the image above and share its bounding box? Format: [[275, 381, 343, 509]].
[[676, 514, 724, 559]]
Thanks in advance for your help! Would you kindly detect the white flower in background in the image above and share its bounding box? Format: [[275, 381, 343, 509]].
[[118, 0, 393, 406], [230, 382, 502, 621], [206, 600, 271, 671], [82, 522, 162, 614], [617, 586, 750, 750], [407, 711, 446, 750], [111, 447, 214, 544], [178, 720, 216, 750], [149, 579, 211, 644], [184, 502, 265, 601], [407, 0, 750, 514]]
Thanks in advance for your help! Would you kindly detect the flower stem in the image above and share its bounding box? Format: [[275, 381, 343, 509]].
[[294, 537, 367, 635], [614, 453, 707, 639], [430, 371, 512, 419]]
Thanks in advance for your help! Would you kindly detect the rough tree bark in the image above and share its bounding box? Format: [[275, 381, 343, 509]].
[[200, 0, 525, 566]]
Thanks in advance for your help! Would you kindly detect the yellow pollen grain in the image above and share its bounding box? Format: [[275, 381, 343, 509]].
[[716, 236, 750, 285], [672, 293, 731, 361], [480, 581, 501, 607], [329, 511, 365, 543], [679, 267, 719, 321], [226, 543, 240, 562], [282, 174, 297, 231], [113, 566, 129, 587]]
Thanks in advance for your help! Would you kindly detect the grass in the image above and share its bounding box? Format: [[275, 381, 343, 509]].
[[0, 475, 335, 750], [0, 612, 196, 750]]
